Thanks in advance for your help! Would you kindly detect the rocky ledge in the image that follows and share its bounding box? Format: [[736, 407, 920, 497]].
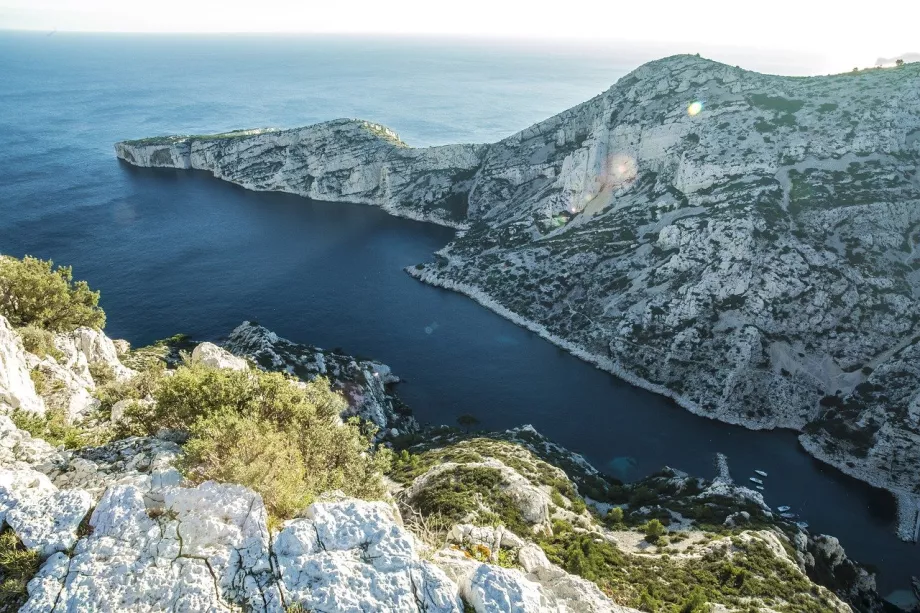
[[116, 55, 920, 538]]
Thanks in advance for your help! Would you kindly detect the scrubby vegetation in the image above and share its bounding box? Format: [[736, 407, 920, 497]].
[[541, 522, 839, 613], [121, 363, 388, 519], [15, 324, 62, 360], [0, 528, 41, 611], [410, 465, 530, 535], [390, 429, 847, 613], [0, 255, 105, 332], [12, 407, 110, 449]]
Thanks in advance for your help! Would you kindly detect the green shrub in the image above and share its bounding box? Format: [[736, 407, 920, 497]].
[[133, 364, 386, 519], [644, 519, 666, 543], [17, 325, 62, 360], [0, 255, 105, 332], [88, 361, 116, 386], [29, 368, 50, 396], [679, 587, 710, 613], [551, 490, 566, 508], [98, 368, 165, 418], [11, 408, 108, 449], [0, 528, 41, 610], [606, 507, 624, 527], [182, 412, 311, 518], [411, 465, 530, 535]]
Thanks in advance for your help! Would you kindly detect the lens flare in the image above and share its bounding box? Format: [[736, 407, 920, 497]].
[[687, 101, 703, 116], [607, 153, 638, 187]]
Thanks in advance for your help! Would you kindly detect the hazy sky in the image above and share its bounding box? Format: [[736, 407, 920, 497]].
[[1, 0, 915, 70]]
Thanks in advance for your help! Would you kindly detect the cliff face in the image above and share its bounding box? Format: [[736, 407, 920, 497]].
[[115, 121, 486, 228], [115, 55, 920, 539]]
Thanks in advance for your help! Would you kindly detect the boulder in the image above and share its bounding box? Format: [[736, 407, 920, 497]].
[[55, 326, 135, 382], [0, 467, 92, 557], [190, 341, 249, 371], [276, 500, 463, 612]]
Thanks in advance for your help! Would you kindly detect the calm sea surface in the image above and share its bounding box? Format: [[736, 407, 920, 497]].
[[0, 32, 915, 597]]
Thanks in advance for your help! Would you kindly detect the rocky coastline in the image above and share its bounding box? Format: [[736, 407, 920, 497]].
[[114, 55, 920, 538]]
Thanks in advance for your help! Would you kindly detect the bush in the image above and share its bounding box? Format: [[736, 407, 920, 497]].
[[606, 506, 624, 527], [88, 361, 116, 386], [133, 364, 386, 518], [0, 528, 41, 610], [17, 325, 62, 360], [644, 518, 666, 543], [0, 255, 105, 332], [182, 412, 312, 518], [11, 408, 108, 449], [98, 369, 166, 422]]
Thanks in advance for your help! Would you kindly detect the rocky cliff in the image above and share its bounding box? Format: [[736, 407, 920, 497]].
[[116, 55, 920, 540], [2, 310, 887, 611]]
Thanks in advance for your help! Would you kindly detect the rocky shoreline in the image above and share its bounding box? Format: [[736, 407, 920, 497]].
[[408, 259, 920, 545]]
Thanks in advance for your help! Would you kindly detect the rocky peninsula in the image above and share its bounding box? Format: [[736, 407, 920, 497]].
[[115, 55, 920, 543]]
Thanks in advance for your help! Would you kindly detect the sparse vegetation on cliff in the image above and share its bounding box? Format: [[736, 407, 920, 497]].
[[0, 255, 105, 332]]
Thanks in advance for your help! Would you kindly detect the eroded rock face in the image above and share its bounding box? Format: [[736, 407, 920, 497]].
[[0, 315, 44, 415], [275, 500, 463, 612], [18, 482, 465, 612], [115, 121, 486, 228], [116, 56, 920, 532], [0, 467, 92, 557], [224, 322, 417, 433]]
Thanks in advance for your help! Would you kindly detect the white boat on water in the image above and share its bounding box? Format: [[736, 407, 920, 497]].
[[749, 477, 764, 485], [756, 485, 765, 491], [796, 521, 809, 529], [777, 505, 791, 512], [780, 512, 797, 519], [754, 470, 768, 477]]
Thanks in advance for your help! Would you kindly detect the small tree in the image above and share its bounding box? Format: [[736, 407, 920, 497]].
[[0, 255, 105, 331], [606, 506, 624, 526], [456, 414, 480, 432], [896, 59, 905, 67], [679, 587, 710, 613], [644, 518, 666, 543]]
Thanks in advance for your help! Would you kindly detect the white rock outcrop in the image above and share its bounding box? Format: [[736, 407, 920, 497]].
[[275, 500, 463, 612], [55, 326, 135, 382], [0, 315, 45, 415], [190, 341, 249, 371], [0, 467, 92, 557]]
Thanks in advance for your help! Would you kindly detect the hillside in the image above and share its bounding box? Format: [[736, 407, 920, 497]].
[[114, 55, 920, 541]]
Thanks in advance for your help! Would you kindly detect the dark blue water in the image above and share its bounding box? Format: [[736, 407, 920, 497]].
[[0, 32, 915, 597]]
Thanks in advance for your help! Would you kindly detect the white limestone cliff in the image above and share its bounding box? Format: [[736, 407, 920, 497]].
[[0, 316, 45, 415], [116, 55, 920, 535]]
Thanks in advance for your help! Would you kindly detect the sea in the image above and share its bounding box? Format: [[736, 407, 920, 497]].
[[0, 31, 916, 600]]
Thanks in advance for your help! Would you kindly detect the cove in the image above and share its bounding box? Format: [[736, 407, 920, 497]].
[[7, 164, 912, 595]]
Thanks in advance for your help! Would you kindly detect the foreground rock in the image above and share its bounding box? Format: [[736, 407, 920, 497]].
[[115, 56, 920, 534], [0, 315, 45, 415]]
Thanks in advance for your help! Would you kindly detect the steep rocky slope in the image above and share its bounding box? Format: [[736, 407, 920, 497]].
[[2, 312, 890, 611], [115, 55, 920, 539]]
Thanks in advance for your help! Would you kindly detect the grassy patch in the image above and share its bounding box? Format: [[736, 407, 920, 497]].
[[411, 465, 530, 535], [0, 528, 41, 611], [11, 408, 110, 450]]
